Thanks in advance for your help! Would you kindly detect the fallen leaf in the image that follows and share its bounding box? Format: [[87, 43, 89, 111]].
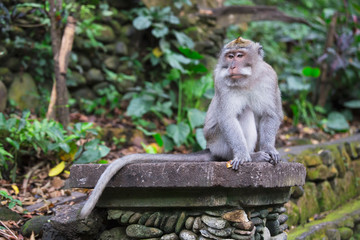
[[49, 162, 65, 177], [51, 177, 64, 190], [11, 185, 19, 195]]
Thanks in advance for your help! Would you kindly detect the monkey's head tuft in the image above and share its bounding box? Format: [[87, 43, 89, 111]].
[[225, 37, 253, 49]]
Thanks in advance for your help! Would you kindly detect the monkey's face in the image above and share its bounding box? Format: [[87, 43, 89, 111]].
[[216, 38, 264, 88]]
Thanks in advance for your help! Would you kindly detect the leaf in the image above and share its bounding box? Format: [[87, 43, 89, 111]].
[[59, 143, 70, 153], [344, 100, 360, 109], [166, 122, 190, 146], [11, 184, 19, 195], [195, 128, 207, 149], [162, 135, 174, 152], [326, 112, 350, 131], [49, 161, 66, 177], [173, 30, 194, 48], [153, 133, 164, 147], [302, 67, 321, 78], [126, 97, 153, 117], [133, 16, 152, 30], [6, 138, 19, 150], [188, 109, 206, 129], [178, 47, 203, 59], [152, 47, 163, 58], [152, 25, 169, 38]]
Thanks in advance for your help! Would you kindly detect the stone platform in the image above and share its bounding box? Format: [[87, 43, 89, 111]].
[[66, 161, 306, 240]]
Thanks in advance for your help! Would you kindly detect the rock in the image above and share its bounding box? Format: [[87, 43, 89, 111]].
[[296, 182, 320, 225], [290, 186, 304, 198], [259, 209, 269, 218], [0, 207, 22, 221], [207, 226, 233, 237], [139, 212, 153, 225], [278, 224, 288, 232], [104, 56, 119, 70], [99, 227, 131, 240], [115, 41, 128, 55], [263, 227, 271, 240], [222, 210, 249, 223], [333, 171, 358, 204], [319, 150, 335, 166], [86, 68, 104, 83], [232, 221, 254, 231], [0, 67, 13, 85], [129, 212, 143, 224], [92, 82, 111, 95], [175, 212, 187, 234], [8, 73, 39, 110], [121, 211, 135, 224], [161, 233, 179, 240], [107, 210, 124, 220], [94, 24, 116, 43], [234, 228, 253, 235], [327, 165, 338, 179], [278, 214, 288, 225], [42, 223, 67, 240], [185, 217, 194, 230], [231, 233, 253, 239], [270, 232, 287, 240], [78, 54, 92, 69], [164, 214, 178, 233], [267, 213, 279, 221], [192, 217, 202, 232], [317, 181, 338, 212], [146, 212, 161, 227], [46, 203, 105, 239], [325, 228, 340, 240], [303, 154, 323, 167], [306, 164, 328, 181], [251, 217, 264, 226], [74, 87, 96, 101], [272, 207, 286, 214], [0, 81, 7, 111], [68, 71, 86, 87], [179, 229, 198, 240], [201, 215, 228, 229], [126, 224, 163, 238], [251, 211, 260, 218], [266, 220, 280, 236], [327, 145, 346, 178], [21, 215, 52, 237], [338, 227, 353, 240]]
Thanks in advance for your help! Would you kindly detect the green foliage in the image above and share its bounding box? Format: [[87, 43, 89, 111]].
[[0, 111, 109, 181], [0, 190, 22, 209]]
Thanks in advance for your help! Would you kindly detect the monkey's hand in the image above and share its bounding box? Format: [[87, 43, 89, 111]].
[[265, 148, 281, 164], [231, 154, 251, 170]]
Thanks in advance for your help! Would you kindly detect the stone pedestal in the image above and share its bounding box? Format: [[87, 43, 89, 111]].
[[64, 162, 305, 240]]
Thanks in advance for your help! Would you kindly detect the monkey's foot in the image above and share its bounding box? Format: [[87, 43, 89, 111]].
[[267, 151, 281, 165], [250, 151, 271, 162], [230, 155, 251, 170]]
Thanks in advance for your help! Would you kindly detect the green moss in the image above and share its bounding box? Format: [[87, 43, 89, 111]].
[[306, 164, 329, 181], [285, 201, 300, 227], [297, 182, 320, 225], [288, 197, 360, 240], [338, 227, 353, 240], [317, 181, 338, 212], [303, 154, 323, 167], [326, 145, 346, 178]]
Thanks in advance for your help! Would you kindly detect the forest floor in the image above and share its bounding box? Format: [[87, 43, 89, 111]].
[[0, 112, 359, 240]]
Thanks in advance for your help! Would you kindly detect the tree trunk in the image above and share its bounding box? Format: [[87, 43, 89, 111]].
[[316, 13, 338, 107], [47, 0, 76, 130]]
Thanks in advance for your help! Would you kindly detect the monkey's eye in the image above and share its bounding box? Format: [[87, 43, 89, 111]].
[[227, 53, 235, 59], [236, 53, 244, 58]]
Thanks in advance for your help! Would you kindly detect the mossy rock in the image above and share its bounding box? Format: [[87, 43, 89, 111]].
[[350, 160, 360, 192], [316, 181, 338, 212], [338, 227, 353, 240], [284, 201, 300, 227], [326, 145, 345, 178], [21, 215, 52, 237], [306, 164, 329, 181], [333, 171, 358, 204], [0, 207, 22, 221], [327, 165, 338, 179], [0, 67, 13, 85], [68, 71, 86, 87], [297, 182, 320, 225], [104, 56, 119, 70], [338, 145, 352, 169], [94, 24, 116, 43], [99, 227, 131, 240], [8, 73, 39, 110], [86, 68, 104, 83], [303, 154, 323, 167]]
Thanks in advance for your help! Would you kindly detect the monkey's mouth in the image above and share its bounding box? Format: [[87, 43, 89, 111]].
[[229, 74, 245, 79]]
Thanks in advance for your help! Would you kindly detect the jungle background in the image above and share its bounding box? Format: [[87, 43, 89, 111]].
[[0, 0, 359, 239]]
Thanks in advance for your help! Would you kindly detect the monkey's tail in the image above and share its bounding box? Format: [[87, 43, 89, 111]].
[[79, 150, 212, 219]]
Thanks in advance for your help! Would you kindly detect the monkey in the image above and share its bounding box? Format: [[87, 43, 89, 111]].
[[78, 37, 283, 219]]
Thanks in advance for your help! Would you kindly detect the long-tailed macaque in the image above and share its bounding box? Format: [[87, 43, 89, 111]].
[[79, 37, 283, 219]]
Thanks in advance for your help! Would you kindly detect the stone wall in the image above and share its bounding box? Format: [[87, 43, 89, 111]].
[[0, 1, 225, 112], [52, 161, 305, 240], [281, 134, 360, 227]]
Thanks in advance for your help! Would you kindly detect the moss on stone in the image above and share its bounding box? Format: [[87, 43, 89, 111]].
[[297, 182, 320, 225], [317, 181, 338, 212], [326, 145, 346, 178], [284, 201, 300, 227], [306, 164, 329, 181], [338, 227, 353, 240], [303, 154, 323, 167]]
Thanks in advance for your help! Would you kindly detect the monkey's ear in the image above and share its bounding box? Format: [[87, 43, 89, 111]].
[[258, 46, 264, 59]]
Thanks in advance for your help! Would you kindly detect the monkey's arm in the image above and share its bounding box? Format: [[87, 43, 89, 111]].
[[79, 151, 212, 219]]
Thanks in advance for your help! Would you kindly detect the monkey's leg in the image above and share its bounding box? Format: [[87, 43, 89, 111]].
[[258, 115, 281, 163], [250, 151, 271, 162]]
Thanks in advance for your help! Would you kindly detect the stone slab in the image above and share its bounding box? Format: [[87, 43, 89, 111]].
[[70, 162, 305, 189]]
